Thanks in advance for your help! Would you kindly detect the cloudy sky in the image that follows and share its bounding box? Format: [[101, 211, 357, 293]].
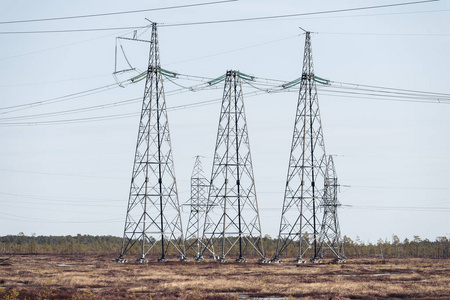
[[0, 0, 449, 244]]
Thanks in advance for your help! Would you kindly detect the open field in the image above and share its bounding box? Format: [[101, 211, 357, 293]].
[[0, 255, 449, 299]]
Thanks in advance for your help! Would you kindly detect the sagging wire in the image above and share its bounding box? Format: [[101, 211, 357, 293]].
[[241, 78, 274, 93], [238, 74, 330, 94], [162, 72, 225, 94], [113, 27, 153, 87], [162, 71, 230, 92], [0, 71, 226, 125], [0, 98, 141, 121], [4, 67, 450, 127], [316, 80, 450, 104], [0, 82, 125, 116], [164, 75, 193, 90]]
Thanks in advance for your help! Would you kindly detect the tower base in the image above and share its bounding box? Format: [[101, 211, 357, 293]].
[[115, 256, 127, 263], [258, 257, 269, 264], [334, 257, 346, 264], [218, 256, 228, 263], [179, 255, 191, 262], [194, 254, 205, 262], [294, 257, 306, 264], [270, 256, 282, 263], [136, 257, 148, 264], [309, 257, 322, 264], [235, 257, 247, 263]]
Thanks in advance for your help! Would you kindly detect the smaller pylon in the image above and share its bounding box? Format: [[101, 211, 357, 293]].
[[318, 155, 346, 262], [184, 156, 211, 261]]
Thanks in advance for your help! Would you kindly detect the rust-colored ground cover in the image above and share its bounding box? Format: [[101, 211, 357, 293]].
[[0, 255, 449, 299]]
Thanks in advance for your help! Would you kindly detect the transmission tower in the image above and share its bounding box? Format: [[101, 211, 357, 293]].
[[201, 70, 266, 263], [184, 156, 211, 261], [116, 23, 186, 263], [318, 155, 346, 262], [273, 31, 329, 263]]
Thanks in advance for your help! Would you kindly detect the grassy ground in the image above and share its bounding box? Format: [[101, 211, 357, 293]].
[[0, 254, 449, 299]]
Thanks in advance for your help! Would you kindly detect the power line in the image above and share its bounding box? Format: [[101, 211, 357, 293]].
[[0, 211, 123, 224], [269, 9, 450, 22], [0, 97, 224, 126], [1, 202, 122, 212], [1, 68, 449, 125], [1, 203, 123, 216], [0, 71, 225, 123], [347, 185, 450, 190], [317, 88, 450, 104], [0, 84, 280, 126], [0, 168, 126, 180], [0, 71, 220, 117], [0, 82, 124, 115], [319, 31, 450, 37], [0, 190, 123, 203], [0, 84, 119, 111], [2, 72, 449, 126], [342, 205, 450, 212], [318, 91, 450, 105], [0, 0, 237, 25], [278, 76, 450, 104], [327, 80, 450, 97], [0, 112, 138, 126], [257, 205, 450, 212], [0, 97, 141, 121], [0, 0, 438, 34], [242, 74, 450, 100], [160, 0, 439, 27], [0, 73, 111, 88], [0, 26, 149, 35]]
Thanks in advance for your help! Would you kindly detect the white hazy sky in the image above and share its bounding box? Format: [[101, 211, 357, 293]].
[[0, 0, 449, 244]]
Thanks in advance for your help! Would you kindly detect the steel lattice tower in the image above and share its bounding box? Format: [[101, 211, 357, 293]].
[[116, 23, 186, 263], [201, 70, 266, 263], [273, 31, 329, 263], [184, 156, 210, 261], [318, 155, 346, 262]]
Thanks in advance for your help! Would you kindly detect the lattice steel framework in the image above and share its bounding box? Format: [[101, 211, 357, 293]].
[[273, 32, 328, 263], [184, 156, 211, 261], [117, 23, 186, 263], [201, 70, 266, 263], [318, 155, 346, 262]]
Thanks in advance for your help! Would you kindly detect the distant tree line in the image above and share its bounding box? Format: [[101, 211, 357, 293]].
[[0, 233, 123, 256], [1, 233, 448, 259], [340, 235, 450, 259]]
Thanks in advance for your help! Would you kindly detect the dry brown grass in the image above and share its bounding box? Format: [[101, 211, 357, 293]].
[[0, 255, 449, 299]]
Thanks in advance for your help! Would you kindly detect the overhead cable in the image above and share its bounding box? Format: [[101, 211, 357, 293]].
[[0, 82, 124, 114], [319, 31, 450, 37], [0, 98, 141, 121], [0, 211, 123, 224], [160, 0, 439, 27], [0, 26, 149, 35], [0, 1, 439, 34], [2, 70, 449, 126], [0, 0, 237, 25]]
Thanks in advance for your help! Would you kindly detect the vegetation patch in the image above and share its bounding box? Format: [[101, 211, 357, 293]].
[[0, 253, 449, 299]]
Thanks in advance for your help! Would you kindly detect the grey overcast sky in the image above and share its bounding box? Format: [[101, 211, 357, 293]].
[[0, 0, 449, 243]]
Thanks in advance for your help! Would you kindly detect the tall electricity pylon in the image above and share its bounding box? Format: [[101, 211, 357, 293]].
[[116, 23, 186, 263], [273, 31, 329, 263], [201, 70, 266, 263], [184, 156, 210, 261], [318, 155, 346, 262]]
